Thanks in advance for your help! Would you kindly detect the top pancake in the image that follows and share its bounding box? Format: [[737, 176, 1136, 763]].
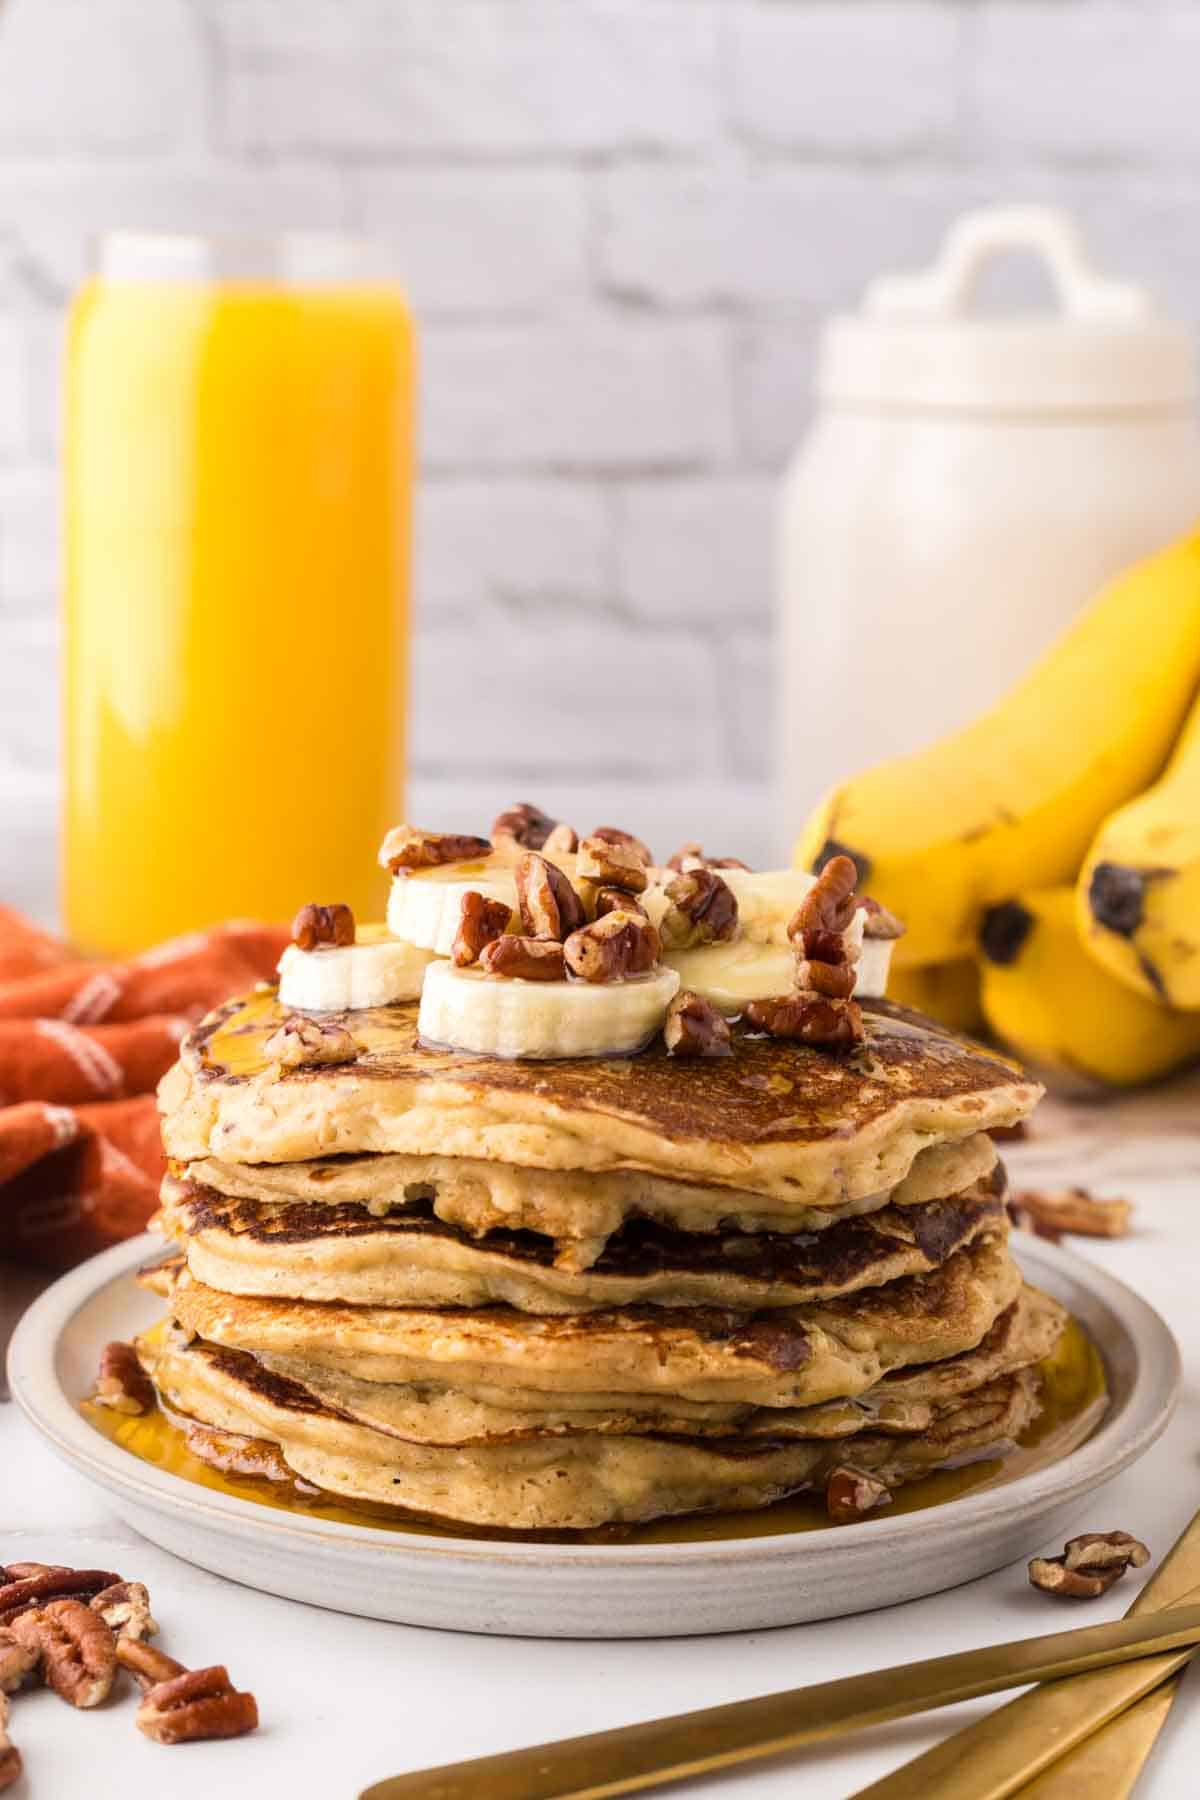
[[160, 991, 1040, 1206]]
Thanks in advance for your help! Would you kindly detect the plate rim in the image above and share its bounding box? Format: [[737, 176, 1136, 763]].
[[7, 1231, 1180, 1572]]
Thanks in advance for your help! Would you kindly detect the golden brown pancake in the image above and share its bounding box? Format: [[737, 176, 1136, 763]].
[[159, 992, 1040, 1206], [159, 1169, 1008, 1314], [165, 1234, 1021, 1411]]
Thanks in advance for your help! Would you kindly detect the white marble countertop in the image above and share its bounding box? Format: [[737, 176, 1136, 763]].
[[3, 1074, 1199, 1800]]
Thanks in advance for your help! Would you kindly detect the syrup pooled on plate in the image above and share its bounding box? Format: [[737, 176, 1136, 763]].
[[82, 1315, 1106, 1547]]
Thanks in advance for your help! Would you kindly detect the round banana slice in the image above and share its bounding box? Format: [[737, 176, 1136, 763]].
[[644, 868, 820, 946], [418, 959, 680, 1060], [277, 925, 435, 1012], [387, 860, 517, 955], [663, 928, 891, 1016]]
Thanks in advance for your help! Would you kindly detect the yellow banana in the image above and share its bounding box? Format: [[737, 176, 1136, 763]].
[[979, 886, 1200, 1088], [795, 529, 1200, 968], [1076, 682, 1200, 1007], [886, 959, 984, 1035]]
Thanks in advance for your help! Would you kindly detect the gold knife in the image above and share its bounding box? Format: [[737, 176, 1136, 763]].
[[850, 1506, 1200, 1800], [359, 1601, 1200, 1800]]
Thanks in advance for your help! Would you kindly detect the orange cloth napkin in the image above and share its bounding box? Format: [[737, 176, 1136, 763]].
[[0, 907, 288, 1269]]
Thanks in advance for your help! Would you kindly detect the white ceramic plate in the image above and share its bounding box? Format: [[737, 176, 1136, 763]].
[[7, 1234, 1179, 1639]]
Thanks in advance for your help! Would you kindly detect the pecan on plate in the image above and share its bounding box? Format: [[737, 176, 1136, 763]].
[[264, 1013, 359, 1068], [0, 1628, 37, 1696], [564, 912, 660, 984], [91, 1581, 159, 1644], [134, 1664, 259, 1746], [789, 855, 861, 958], [490, 803, 560, 854], [663, 991, 732, 1059], [291, 901, 355, 951], [1029, 1532, 1150, 1600], [0, 1694, 19, 1793], [746, 992, 865, 1049], [92, 1340, 155, 1416], [590, 825, 653, 866], [451, 891, 512, 967], [378, 825, 491, 874], [1010, 1188, 1132, 1241], [479, 936, 567, 982], [658, 868, 738, 950], [0, 1568, 121, 1628], [857, 895, 905, 940], [577, 835, 649, 896], [515, 853, 586, 941], [12, 1599, 117, 1708], [825, 1466, 892, 1525], [594, 885, 647, 921]]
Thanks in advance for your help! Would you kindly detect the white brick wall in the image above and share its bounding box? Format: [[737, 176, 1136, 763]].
[[1, 0, 1199, 901]]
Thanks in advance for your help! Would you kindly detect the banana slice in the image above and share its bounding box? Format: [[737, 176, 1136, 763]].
[[663, 924, 891, 1017], [418, 959, 680, 1060], [644, 867, 820, 946], [387, 859, 517, 955], [277, 924, 435, 1012]]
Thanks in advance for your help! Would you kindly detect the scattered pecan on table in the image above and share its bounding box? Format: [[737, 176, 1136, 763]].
[[1029, 1532, 1150, 1599], [0, 1695, 19, 1792], [1009, 1188, 1132, 1243]]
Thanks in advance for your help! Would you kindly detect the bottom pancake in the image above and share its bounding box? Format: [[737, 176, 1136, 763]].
[[136, 1331, 1045, 1531]]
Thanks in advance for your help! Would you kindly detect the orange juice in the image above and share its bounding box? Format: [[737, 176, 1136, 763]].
[[63, 233, 415, 955]]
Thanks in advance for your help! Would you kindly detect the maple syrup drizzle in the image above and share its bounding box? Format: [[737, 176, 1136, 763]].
[[81, 1315, 1105, 1547]]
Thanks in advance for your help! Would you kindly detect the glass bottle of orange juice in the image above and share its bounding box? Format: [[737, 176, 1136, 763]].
[[63, 232, 415, 955]]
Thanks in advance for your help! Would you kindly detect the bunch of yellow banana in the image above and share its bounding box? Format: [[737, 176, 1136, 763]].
[[794, 527, 1200, 1087]]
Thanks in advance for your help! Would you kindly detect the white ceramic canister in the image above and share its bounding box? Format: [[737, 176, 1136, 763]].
[[775, 206, 1200, 854]]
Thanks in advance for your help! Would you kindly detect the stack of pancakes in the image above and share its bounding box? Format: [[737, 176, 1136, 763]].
[[138, 988, 1065, 1532]]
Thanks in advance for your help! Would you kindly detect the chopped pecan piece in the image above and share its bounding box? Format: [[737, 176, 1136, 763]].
[[379, 825, 491, 874], [1029, 1532, 1150, 1599], [666, 842, 749, 872], [577, 835, 649, 895], [0, 1695, 19, 1793], [136, 1665, 259, 1746], [857, 895, 906, 940], [490, 803, 559, 853], [264, 1013, 359, 1068], [1010, 1188, 1132, 1241], [92, 1340, 155, 1416], [564, 912, 660, 983], [789, 854, 861, 948], [183, 1422, 297, 1484], [291, 901, 355, 951], [826, 1466, 891, 1524], [515, 853, 586, 941], [0, 1629, 37, 1696], [12, 1599, 117, 1708], [664, 991, 732, 1059], [590, 825, 652, 866], [91, 1581, 158, 1644], [543, 822, 579, 854], [793, 958, 857, 1000], [595, 885, 647, 920], [451, 891, 512, 967], [479, 936, 567, 981], [746, 993, 865, 1048], [0, 1568, 120, 1628], [658, 868, 738, 950]]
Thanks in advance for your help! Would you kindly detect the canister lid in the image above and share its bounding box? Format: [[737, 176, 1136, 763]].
[[818, 207, 1196, 414]]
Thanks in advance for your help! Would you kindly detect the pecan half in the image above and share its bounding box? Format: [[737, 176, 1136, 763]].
[[790, 854, 861, 946], [658, 868, 738, 950], [1010, 1187, 1132, 1241], [0, 1695, 19, 1793], [590, 825, 652, 866], [826, 1466, 892, 1524], [183, 1422, 297, 1484], [746, 993, 865, 1048], [479, 936, 567, 981], [92, 1340, 155, 1416], [379, 825, 491, 874], [136, 1665, 259, 1745], [451, 891, 512, 967], [264, 1013, 359, 1068], [291, 901, 355, 951], [664, 991, 732, 1059], [0, 1568, 120, 1628], [577, 835, 649, 895], [1029, 1531, 1150, 1599], [117, 1637, 185, 1690], [515, 853, 586, 941], [595, 885, 647, 920], [0, 1628, 37, 1696], [13, 1599, 117, 1708], [857, 895, 905, 940], [91, 1581, 158, 1644], [793, 958, 857, 1000], [490, 803, 559, 853], [564, 912, 660, 983], [543, 822, 579, 854]]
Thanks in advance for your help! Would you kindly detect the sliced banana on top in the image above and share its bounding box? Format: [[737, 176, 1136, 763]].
[[663, 923, 890, 1017], [387, 860, 517, 955], [644, 867, 818, 946], [277, 924, 435, 1012], [418, 959, 680, 1060]]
